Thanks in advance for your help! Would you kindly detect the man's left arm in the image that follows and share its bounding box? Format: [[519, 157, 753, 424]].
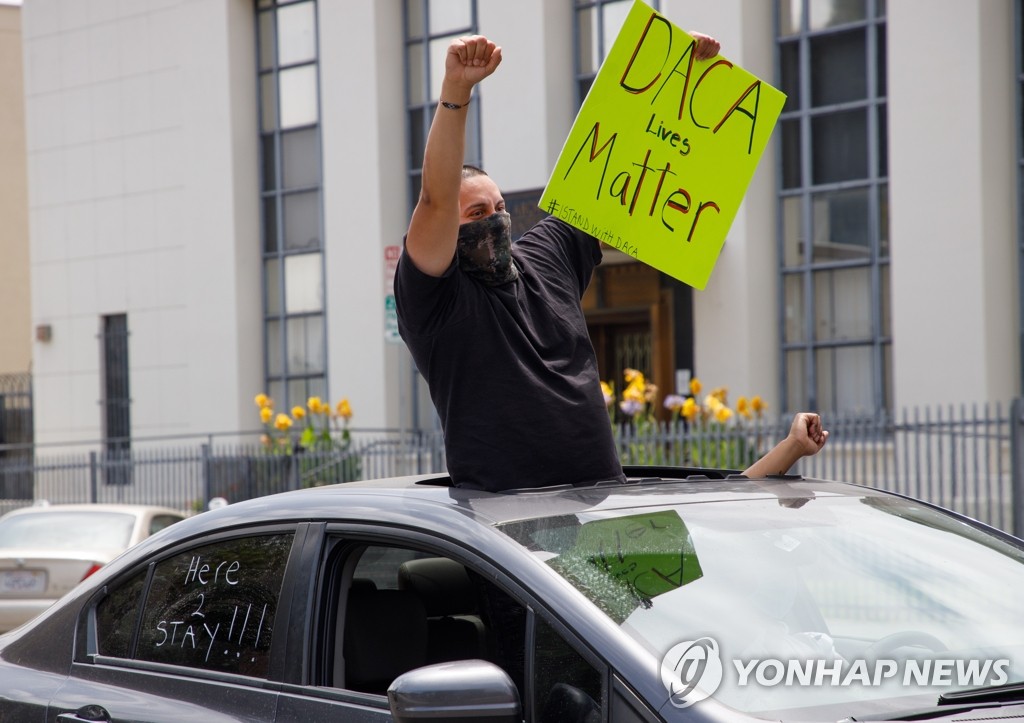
[[743, 413, 829, 478]]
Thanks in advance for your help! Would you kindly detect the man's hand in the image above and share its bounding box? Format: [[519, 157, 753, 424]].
[[742, 412, 828, 478], [444, 35, 502, 99], [787, 412, 829, 457], [690, 31, 720, 61]]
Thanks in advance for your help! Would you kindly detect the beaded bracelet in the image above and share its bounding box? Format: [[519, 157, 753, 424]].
[[440, 98, 470, 110]]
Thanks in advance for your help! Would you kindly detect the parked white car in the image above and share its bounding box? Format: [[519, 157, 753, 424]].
[[0, 503, 185, 632]]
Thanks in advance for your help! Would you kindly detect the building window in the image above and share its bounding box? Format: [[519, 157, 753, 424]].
[[257, 0, 327, 410], [101, 314, 131, 484], [777, 0, 890, 415], [404, 0, 480, 210], [573, 0, 657, 105]]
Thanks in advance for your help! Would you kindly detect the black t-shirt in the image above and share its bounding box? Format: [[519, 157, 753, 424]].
[[395, 216, 625, 491]]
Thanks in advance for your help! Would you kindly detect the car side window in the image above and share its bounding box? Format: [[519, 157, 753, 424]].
[[332, 544, 526, 696], [149, 514, 183, 536], [329, 542, 607, 722], [96, 569, 147, 658], [131, 533, 293, 677], [534, 615, 604, 722]]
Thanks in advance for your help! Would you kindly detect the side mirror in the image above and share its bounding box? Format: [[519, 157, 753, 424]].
[[388, 659, 521, 723]]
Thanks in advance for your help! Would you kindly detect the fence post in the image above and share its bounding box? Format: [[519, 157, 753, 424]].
[[201, 444, 211, 510], [89, 451, 98, 503], [1012, 398, 1024, 539]]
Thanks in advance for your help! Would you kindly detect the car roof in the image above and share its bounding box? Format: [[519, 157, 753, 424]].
[[192, 468, 885, 529], [1, 503, 185, 517]]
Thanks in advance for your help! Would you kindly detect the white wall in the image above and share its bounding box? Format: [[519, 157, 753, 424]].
[[319, 1, 405, 429], [668, 0, 781, 403], [25, 0, 262, 444], [477, 0, 576, 192], [888, 0, 1019, 408]]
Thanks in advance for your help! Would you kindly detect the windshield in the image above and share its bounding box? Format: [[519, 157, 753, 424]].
[[500, 490, 1024, 720], [0, 511, 136, 550]]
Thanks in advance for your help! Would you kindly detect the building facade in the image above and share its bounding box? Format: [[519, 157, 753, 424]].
[[18, 0, 1021, 448]]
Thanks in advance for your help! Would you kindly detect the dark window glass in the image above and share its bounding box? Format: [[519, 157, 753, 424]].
[[877, 103, 888, 177], [281, 128, 318, 189], [878, 182, 889, 256], [810, 29, 867, 106], [338, 545, 525, 696], [135, 534, 293, 677], [780, 40, 800, 112], [534, 616, 604, 721], [101, 314, 131, 485], [261, 134, 276, 191], [96, 570, 148, 658], [781, 118, 802, 189], [811, 109, 868, 184], [263, 197, 278, 253], [408, 107, 426, 168], [150, 515, 182, 535], [283, 190, 321, 250], [877, 24, 887, 96]]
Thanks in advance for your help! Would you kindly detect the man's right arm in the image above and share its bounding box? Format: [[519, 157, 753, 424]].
[[404, 36, 501, 277]]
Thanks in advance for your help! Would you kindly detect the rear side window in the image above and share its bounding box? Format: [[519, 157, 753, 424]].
[[122, 534, 293, 677], [149, 514, 184, 536], [0, 511, 136, 549]]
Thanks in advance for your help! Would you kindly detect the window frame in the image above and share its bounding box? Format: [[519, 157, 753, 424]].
[[256, 0, 329, 411], [775, 0, 891, 414], [80, 523, 306, 687], [305, 524, 615, 720], [572, 0, 659, 109], [403, 0, 481, 214]]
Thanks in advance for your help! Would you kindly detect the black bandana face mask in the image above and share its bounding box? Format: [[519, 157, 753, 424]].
[[456, 211, 519, 286]]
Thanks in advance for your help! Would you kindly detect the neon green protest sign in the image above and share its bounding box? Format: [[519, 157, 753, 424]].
[[539, 0, 786, 289]]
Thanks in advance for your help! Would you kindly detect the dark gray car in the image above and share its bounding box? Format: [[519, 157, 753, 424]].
[[3, 467, 1024, 722]]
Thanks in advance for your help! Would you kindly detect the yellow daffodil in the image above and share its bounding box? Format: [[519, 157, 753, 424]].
[[714, 405, 734, 423], [682, 397, 698, 421], [291, 406, 306, 420], [711, 386, 728, 404], [623, 368, 643, 384], [704, 394, 723, 411], [254, 393, 270, 409], [600, 381, 614, 406], [689, 377, 702, 396], [337, 398, 353, 420], [274, 413, 293, 431], [623, 381, 646, 403], [751, 396, 766, 415], [736, 396, 751, 419], [307, 396, 324, 414], [259, 406, 273, 424]]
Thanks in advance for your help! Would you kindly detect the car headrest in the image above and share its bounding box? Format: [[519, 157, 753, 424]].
[[343, 588, 427, 691], [398, 557, 479, 617]]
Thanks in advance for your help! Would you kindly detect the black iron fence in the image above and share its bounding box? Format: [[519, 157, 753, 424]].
[[0, 373, 33, 501], [0, 400, 1021, 536]]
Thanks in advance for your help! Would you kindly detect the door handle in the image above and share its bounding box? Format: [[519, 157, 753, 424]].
[[56, 704, 112, 722]]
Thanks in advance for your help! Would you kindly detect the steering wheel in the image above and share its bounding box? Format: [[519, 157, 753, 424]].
[[863, 630, 948, 660]]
